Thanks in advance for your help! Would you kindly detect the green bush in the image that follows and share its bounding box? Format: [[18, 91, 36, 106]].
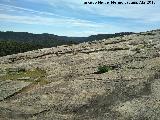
[[97, 65, 113, 74]]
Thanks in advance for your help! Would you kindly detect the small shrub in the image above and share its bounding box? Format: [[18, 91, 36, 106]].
[[96, 65, 113, 74], [146, 32, 155, 35]]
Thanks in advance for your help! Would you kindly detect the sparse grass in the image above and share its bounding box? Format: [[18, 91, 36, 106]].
[[34, 76, 50, 85], [95, 65, 114, 74], [0, 68, 48, 85], [0, 68, 50, 99]]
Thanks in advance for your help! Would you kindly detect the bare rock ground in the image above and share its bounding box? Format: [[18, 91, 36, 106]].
[[0, 30, 160, 120]]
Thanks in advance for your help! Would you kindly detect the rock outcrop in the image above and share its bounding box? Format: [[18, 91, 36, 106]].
[[0, 30, 160, 120]]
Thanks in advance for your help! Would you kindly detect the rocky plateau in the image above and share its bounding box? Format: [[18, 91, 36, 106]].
[[0, 30, 160, 120]]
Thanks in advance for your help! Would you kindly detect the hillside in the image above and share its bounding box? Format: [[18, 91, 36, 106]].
[[0, 31, 133, 57], [0, 41, 43, 57], [0, 29, 160, 120]]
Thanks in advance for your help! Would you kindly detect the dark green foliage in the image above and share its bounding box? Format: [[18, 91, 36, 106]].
[[96, 65, 113, 74], [0, 31, 134, 57], [146, 32, 155, 35], [0, 31, 79, 48], [0, 31, 134, 46], [86, 32, 133, 42], [0, 41, 43, 57]]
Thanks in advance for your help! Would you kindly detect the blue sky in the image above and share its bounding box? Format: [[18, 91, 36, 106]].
[[0, 0, 160, 36]]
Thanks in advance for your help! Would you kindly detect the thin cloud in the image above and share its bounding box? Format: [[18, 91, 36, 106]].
[[0, 0, 159, 36], [0, 3, 106, 25], [0, 13, 107, 28], [43, 0, 160, 22]]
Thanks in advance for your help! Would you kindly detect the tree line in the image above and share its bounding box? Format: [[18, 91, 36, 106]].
[[0, 31, 134, 57]]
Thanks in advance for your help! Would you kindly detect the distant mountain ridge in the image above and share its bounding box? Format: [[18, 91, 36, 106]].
[[0, 31, 134, 56], [0, 31, 134, 45]]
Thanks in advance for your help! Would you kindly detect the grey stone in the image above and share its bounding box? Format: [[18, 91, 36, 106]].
[[0, 29, 160, 120], [0, 80, 31, 101]]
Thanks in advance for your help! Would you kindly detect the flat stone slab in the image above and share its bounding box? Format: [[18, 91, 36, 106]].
[[0, 80, 31, 101]]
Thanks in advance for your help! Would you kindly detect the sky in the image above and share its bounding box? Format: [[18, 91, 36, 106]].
[[0, 0, 160, 37]]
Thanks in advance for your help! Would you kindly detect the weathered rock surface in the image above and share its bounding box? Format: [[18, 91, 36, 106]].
[[0, 80, 31, 101], [0, 30, 160, 120]]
